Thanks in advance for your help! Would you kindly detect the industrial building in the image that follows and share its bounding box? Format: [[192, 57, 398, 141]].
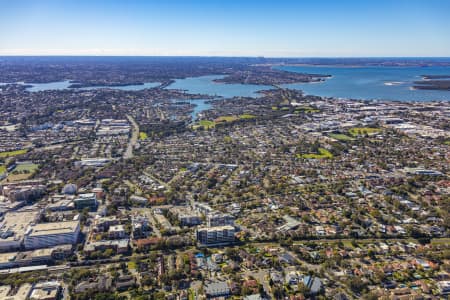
[[24, 221, 80, 249]]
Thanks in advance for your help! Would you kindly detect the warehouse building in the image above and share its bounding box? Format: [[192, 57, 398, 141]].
[[24, 221, 80, 250]]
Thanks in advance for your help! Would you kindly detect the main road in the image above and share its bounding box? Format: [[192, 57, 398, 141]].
[[124, 114, 139, 159]]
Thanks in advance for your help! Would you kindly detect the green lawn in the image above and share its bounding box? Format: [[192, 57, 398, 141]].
[[215, 115, 238, 122], [0, 165, 6, 175], [198, 120, 216, 129], [216, 114, 256, 123], [223, 136, 232, 143], [431, 238, 450, 245], [0, 149, 28, 158], [127, 261, 136, 270], [239, 114, 256, 119], [6, 163, 39, 181], [348, 127, 381, 137], [329, 133, 354, 141], [196, 114, 256, 130], [14, 163, 39, 173], [139, 132, 148, 140], [297, 148, 334, 159], [295, 106, 320, 113]]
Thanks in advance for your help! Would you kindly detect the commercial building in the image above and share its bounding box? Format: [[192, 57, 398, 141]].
[[74, 193, 98, 210], [24, 221, 80, 249], [196, 225, 235, 246], [29, 281, 61, 300], [83, 239, 129, 255], [0, 248, 54, 269], [2, 283, 32, 300], [46, 194, 75, 211], [76, 158, 111, 167], [0, 211, 41, 251], [0, 252, 18, 269], [0, 285, 11, 299]]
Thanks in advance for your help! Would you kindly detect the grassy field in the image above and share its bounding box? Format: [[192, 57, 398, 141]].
[[239, 114, 256, 119], [295, 106, 320, 113], [5, 163, 39, 181], [15, 163, 39, 173], [198, 120, 216, 129], [329, 133, 354, 141], [0, 149, 28, 158], [139, 132, 148, 140], [0, 165, 5, 175], [431, 238, 450, 245], [348, 127, 381, 137], [6, 173, 32, 181], [215, 115, 238, 123], [297, 148, 334, 159], [196, 114, 256, 130]]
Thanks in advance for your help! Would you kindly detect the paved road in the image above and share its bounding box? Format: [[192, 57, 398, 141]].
[[124, 114, 139, 159]]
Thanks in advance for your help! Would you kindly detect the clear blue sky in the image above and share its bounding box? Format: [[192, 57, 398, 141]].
[[1, 0, 449, 57]]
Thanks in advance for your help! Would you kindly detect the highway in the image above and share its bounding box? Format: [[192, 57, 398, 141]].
[[124, 114, 139, 159]]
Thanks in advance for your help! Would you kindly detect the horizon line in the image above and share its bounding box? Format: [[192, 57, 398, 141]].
[[1, 55, 450, 59]]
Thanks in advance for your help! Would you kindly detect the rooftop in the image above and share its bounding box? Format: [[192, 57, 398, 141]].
[[27, 221, 79, 237]]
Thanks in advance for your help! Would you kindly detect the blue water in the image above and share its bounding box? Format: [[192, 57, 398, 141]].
[[25, 80, 72, 92], [277, 65, 450, 101], [81, 82, 160, 91], [18, 67, 450, 102], [173, 98, 213, 120], [24, 80, 160, 92], [166, 75, 272, 98]]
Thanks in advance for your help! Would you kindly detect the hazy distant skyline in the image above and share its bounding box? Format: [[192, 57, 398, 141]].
[[1, 0, 450, 57]]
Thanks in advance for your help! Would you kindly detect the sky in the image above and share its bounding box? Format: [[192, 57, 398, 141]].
[[1, 0, 449, 57]]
